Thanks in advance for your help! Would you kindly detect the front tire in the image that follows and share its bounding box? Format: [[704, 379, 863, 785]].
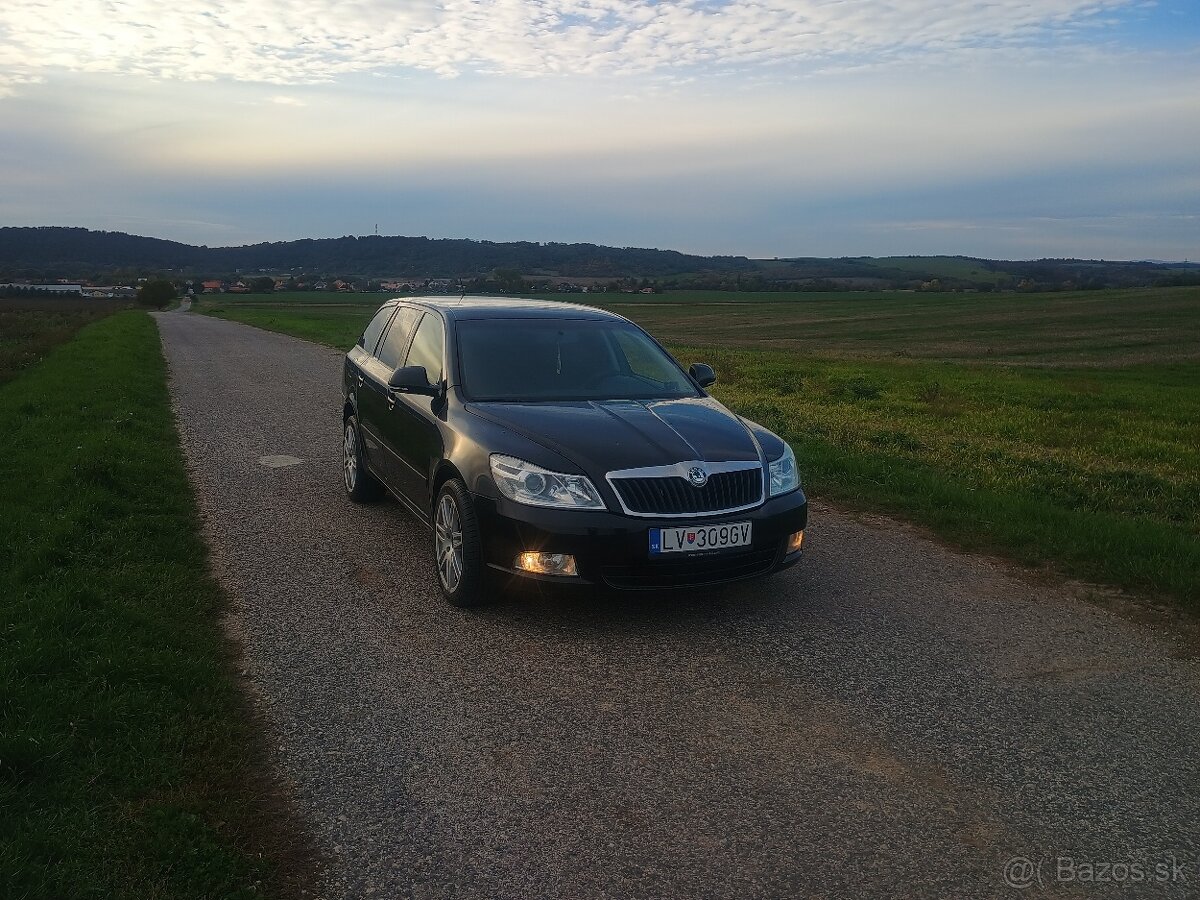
[[343, 415, 382, 502], [434, 479, 489, 608]]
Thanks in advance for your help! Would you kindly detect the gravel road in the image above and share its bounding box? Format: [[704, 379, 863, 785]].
[[154, 309, 1199, 899]]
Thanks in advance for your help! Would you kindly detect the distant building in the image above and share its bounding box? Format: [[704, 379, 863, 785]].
[[84, 286, 137, 299], [0, 283, 83, 295]]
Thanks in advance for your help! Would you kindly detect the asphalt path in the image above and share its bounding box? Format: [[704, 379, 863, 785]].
[[154, 309, 1199, 899]]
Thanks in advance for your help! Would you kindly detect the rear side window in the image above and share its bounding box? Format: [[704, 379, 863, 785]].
[[358, 306, 395, 354], [375, 307, 421, 370], [405, 313, 445, 383]]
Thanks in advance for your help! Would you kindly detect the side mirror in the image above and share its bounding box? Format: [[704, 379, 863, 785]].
[[689, 363, 717, 389], [388, 365, 438, 396]]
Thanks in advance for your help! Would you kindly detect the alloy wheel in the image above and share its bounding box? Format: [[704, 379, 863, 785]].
[[435, 494, 464, 592], [343, 423, 358, 492]]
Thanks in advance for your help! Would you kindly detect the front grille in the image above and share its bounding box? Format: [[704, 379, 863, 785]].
[[611, 467, 762, 516], [599, 546, 779, 590]]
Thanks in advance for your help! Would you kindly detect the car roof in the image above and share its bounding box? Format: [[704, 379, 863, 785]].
[[386, 295, 625, 323]]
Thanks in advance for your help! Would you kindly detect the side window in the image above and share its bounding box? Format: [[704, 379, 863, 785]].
[[404, 313, 446, 383], [375, 307, 420, 370], [358, 306, 395, 355]]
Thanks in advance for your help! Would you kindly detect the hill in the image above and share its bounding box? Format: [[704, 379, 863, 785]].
[[1, 226, 1196, 291], [0, 227, 755, 281]]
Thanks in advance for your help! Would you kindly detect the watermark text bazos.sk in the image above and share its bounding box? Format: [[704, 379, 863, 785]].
[[1003, 853, 1189, 889]]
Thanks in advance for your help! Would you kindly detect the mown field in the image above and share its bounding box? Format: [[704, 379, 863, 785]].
[[581, 286, 1200, 366], [0, 310, 310, 898], [199, 287, 1200, 607]]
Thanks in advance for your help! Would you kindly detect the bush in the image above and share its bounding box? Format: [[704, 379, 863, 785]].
[[137, 279, 176, 308]]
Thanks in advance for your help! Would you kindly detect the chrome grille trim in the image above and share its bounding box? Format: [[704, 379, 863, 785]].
[[606, 459, 764, 518]]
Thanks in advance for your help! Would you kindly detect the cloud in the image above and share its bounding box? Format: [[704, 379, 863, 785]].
[[0, 72, 42, 97], [2, 0, 1193, 260], [0, 0, 1142, 88]]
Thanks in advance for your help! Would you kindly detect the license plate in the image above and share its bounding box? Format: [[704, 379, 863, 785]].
[[649, 521, 752, 555]]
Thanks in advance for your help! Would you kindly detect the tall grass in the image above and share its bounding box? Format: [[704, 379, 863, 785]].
[[0, 298, 127, 385]]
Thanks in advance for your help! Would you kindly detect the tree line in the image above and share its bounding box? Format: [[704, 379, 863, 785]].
[[2, 227, 1196, 293]]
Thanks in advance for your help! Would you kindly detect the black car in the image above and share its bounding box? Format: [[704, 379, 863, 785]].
[[341, 296, 807, 606]]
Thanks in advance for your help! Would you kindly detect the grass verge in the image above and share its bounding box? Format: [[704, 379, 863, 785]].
[[198, 295, 1200, 608], [0, 311, 314, 899]]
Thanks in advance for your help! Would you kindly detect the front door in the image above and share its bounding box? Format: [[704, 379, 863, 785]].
[[376, 312, 447, 511], [362, 306, 420, 490]]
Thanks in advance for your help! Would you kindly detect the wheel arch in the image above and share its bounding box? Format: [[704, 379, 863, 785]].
[[430, 460, 466, 510]]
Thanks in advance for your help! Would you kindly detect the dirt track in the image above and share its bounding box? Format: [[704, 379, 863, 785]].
[[154, 308, 1199, 899]]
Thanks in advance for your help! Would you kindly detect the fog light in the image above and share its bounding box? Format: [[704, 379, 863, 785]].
[[515, 551, 579, 577], [786, 530, 805, 554]]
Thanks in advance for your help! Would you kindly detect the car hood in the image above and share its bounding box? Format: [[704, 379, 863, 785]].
[[465, 396, 762, 475]]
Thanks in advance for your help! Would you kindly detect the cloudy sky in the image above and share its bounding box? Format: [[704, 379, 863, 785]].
[[1, 0, 1197, 259]]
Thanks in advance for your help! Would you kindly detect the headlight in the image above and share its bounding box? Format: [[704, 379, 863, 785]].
[[490, 454, 606, 510], [768, 444, 799, 497]]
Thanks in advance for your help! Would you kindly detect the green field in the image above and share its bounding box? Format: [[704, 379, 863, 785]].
[[200, 287, 1200, 607], [866, 256, 1008, 284], [197, 295, 376, 348], [0, 311, 309, 898]]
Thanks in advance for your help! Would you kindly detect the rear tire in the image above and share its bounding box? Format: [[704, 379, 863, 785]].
[[434, 479, 490, 608], [343, 415, 382, 502]]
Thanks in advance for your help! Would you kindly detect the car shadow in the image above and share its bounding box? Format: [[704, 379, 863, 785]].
[[473, 568, 813, 639]]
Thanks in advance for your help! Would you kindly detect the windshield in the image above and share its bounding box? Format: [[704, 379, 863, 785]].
[[456, 318, 701, 402]]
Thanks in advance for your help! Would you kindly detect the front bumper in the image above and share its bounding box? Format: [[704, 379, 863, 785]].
[[473, 488, 808, 590]]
